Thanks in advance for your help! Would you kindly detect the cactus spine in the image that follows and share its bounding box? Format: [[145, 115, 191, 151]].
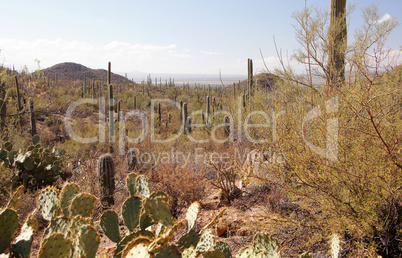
[[97, 154, 115, 207]]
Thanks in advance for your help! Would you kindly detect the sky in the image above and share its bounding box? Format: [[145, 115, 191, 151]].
[[1, 0, 401, 78]]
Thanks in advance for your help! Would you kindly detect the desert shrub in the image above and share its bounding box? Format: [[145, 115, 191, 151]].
[[206, 161, 240, 204], [149, 163, 207, 218], [259, 3, 402, 255]]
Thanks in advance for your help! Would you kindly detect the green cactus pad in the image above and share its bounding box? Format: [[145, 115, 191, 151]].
[[139, 212, 154, 231], [114, 231, 155, 258], [38, 187, 59, 221], [214, 241, 232, 258], [149, 191, 169, 201], [181, 247, 197, 258], [60, 183, 80, 216], [252, 233, 280, 257], [185, 202, 200, 231], [153, 245, 180, 258], [100, 210, 120, 243], [69, 215, 93, 238], [78, 225, 100, 258], [142, 195, 173, 227], [38, 233, 72, 258], [42, 216, 70, 240], [12, 223, 34, 257], [126, 173, 137, 197], [7, 185, 25, 210], [136, 175, 150, 198], [195, 229, 214, 253], [122, 196, 142, 231], [0, 208, 19, 253], [121, 238, 151, 258], [177, 231, 200, 250], [69, 193, 96, 218], [235, 248, 254, 258]]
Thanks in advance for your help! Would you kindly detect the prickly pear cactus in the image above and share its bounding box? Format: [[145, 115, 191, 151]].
[[195, 229, 214, 253], [76, 225, 100, 258], [0, 209, 19, 253], [97, 153, 115, 207], [214, 241, 232, 258], [7, 185, 25, 210], [60, 183, 80, 216], [12, 221, 35, 257], [122, 196, 142, 231], [38, 233, 73, 258], [136, 175, 150, 198], [126, 172, 137, 197], [100, 210, 120, 243], [69, 193, 96, 218], [252, 233, 280, 257], [186, 202, 200, 231], [37, 186, 59, 221]]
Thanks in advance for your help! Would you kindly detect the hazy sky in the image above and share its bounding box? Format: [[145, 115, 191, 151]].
[[1, 0, 401, 76]]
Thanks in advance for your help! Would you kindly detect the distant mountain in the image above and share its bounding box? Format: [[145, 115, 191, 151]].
[[42, 62, 130, 85]]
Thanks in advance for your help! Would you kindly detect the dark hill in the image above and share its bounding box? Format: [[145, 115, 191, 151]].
[[42, 62, 130, 85]]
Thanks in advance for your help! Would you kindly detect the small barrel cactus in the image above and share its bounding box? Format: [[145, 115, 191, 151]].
[[97, 154, 115, 207]]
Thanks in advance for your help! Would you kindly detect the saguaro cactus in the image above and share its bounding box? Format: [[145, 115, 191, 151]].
[[158, 102, 161, 127], [109, 84, 114, 140], [97, 154, 115, 207], [0, 81, 6, 131], [328, 0, 347, 87], [206, 96, 210, 124], [180, 100, 183, 122], [133, 95, 137, 109], [30, 99, 36, 136], [183, 102, 189, 134], [248, 58, 253, 97], [117, 101, 121, 123]]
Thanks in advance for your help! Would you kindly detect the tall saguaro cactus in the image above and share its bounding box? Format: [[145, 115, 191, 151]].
[[248, 58, 253, 97], [328, 0, 347, 88], [107, 62, 115, 141], [0, 81, 6, 131], [183, 102, 189, 134], [97, 154, 115, 207], [109, 84, 114, 141], [14, 76, 23, 128], [206, 96, 210, 124], [30, 99, 36, 136]]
